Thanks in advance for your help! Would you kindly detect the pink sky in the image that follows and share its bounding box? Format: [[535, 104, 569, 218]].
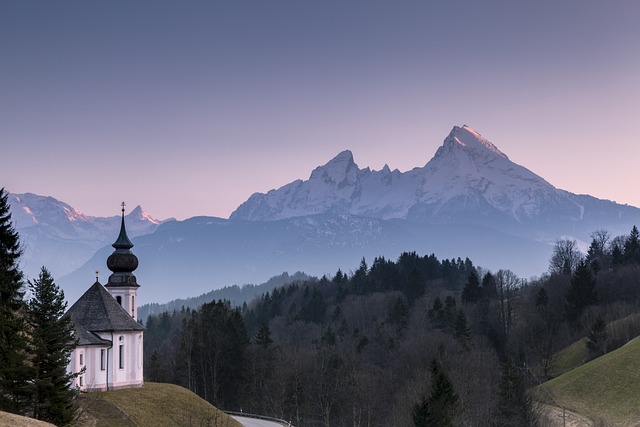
[[2, 2, 639, 220]]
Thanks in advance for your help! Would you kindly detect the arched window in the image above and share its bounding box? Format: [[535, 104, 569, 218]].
[[119, 336, 124, 369]]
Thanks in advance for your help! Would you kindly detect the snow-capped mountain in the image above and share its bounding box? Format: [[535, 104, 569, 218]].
[[16, 125, 640, 304], [8, 192, 169, 280], [231, 125, 638, 238]]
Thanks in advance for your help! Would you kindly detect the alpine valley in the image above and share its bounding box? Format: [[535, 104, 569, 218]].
[[10, 126, 640, 304]]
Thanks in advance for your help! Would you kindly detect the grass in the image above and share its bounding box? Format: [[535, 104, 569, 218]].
[[73, 382, 243, 427], [550, 312, 640, 376], [548, 337, 588, 376], [539, 337, 640, 425], [0, 411, 56, 427]]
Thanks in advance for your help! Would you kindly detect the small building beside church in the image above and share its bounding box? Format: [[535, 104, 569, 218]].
[[66, 205, 144, 391]]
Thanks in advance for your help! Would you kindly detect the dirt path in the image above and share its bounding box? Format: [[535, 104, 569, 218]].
[[537, 403, 595, 426]]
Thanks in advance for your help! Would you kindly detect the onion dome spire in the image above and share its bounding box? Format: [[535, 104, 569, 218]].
[[106, 202, 139, 288], [113, 202, 134, 249]]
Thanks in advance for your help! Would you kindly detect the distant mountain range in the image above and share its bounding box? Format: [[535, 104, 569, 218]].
[[9, 126, 640, 304], [8, 192, 169, 280]]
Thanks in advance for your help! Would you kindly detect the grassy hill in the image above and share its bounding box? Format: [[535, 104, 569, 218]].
[[0, 411, 56, 427], [73, 382, 243, 427], [549, 312, 640, 377], [539, 337, 640, 425]]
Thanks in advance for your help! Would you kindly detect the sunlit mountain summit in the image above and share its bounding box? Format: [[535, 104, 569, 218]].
[[232, 125, 635, 238], [13, 126, 640, 303]]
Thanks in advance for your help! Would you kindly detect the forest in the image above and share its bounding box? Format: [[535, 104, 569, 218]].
[[144, 226, 640, 426]]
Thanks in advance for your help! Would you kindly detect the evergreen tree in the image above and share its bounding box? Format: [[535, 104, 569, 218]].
[[564, 261, 598, 323], [428, 296, 446, 329], [624, 225, 640, 264], [535, 287, 549, 309], [254, 322, 273, 350], [412, 357, 460, 426], [461, 271, 482, 303], [387, 297, 409, 336], [27, 267, 78, 425], [453, 310, 471, 346], [586, 315, 608, 358], [0, 188, 30, 414], [481, 272, 497, 299], [496, 360, 532, 426]]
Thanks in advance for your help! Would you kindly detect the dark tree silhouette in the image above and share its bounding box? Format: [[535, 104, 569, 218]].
[[413, 357, 460, 426], [564, 261, 598, 323], [27, 267, 78, 425], [0, 188, 30, 414]]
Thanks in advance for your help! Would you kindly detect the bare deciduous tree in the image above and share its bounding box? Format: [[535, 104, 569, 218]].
[[549, 239, 583, 275]]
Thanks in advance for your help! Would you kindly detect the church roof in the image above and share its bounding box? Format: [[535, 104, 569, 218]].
[[113, 203, 134, 250], [73, 322, 112, 346], [66, 281, 144, 333]]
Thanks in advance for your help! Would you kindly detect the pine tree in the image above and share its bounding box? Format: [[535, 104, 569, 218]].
[[27, 267, 78, 425], [461, 271, 482, 303], [564, 261, 598, 323], [454, 310, 471, 346], [496, 360, 532, 426], [586, 315, 608, 358], [413, 357, 460, 426], [0, 188, 30, 414], [624, 225, 640, 264], [254, 322, 273, 350]]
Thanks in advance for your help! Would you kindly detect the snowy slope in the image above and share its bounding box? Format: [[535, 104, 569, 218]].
[[230, 125, 625, 228], [8, 192, 168, 279]]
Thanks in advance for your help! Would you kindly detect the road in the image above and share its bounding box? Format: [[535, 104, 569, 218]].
[[232, 415, 288, 427], [537, 404, 595, 426]]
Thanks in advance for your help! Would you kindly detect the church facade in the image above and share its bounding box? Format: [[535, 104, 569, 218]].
[[66, 205, 144, 391]]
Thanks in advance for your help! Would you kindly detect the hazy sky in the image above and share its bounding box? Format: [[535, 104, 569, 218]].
[[2, 1, 639, 220]]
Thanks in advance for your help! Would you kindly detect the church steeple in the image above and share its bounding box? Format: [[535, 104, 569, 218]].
[[105, 202, 140, 318], [113, 202, 133, 249]]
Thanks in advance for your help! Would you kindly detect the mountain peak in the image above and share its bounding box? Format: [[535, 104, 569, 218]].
[[442, 125, 508, 159], [126, 205, 161, 224], [309, 150, 357, 185]]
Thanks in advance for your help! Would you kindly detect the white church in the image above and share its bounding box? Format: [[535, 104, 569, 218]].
[[66, 205, 144, 391]]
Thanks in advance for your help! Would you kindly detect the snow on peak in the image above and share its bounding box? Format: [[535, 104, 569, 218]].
[[309, 150, 357, 186], [442, 125, 508, 159], [231, 125, 569, 222], [127, 205, 161, 224]]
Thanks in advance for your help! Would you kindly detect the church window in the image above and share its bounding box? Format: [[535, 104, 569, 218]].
[[119, 345, 124, 369], [79, 376, 83, 387], [116, 296, 122, 305], [100, 349, 106, 370], [132, 296, 135, 316], [79, 353, 83, 366]]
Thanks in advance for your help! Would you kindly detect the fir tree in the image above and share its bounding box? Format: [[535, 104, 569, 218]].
[[461, 271, 482, 303], [496, 360, 532, 426], [254, 322, 273, 350], [27, 267, 78, 425], [586, 315, 608, 358], [413, 357, 460, 426], [564, 261, 598, 323], [453, 310, 471, 348], [624, 225, 640, 264], [481, 272, 497, 299], [0, 188, 30, 414]]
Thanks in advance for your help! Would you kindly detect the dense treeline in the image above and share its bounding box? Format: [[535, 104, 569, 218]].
[[145, 226, 640, 426], [138, 271, 311, 321], [0, 188, 77, 425]]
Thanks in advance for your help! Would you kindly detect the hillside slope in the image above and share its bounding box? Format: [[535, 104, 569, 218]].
[[0, 411, 55, 427], [540, 337, 640, 425], [73, 382, 242, 427]]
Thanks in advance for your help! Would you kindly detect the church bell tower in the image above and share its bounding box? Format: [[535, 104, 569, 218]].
[[105, 202, 140, 319]]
